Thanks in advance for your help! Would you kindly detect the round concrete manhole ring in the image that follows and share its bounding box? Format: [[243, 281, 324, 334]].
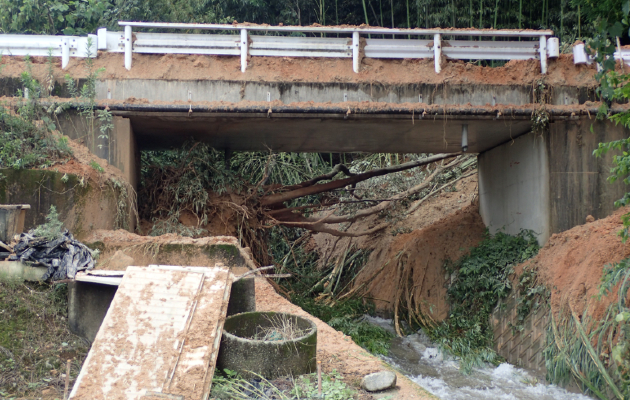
[[217, 311, 317, 379]]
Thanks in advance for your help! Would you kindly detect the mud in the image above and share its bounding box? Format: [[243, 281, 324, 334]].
[[0, 52, 597, 88], [316, 174, 483, 319], [523, 207, 630, 320]]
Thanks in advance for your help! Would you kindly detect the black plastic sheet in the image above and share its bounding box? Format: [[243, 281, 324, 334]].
[[14, 230, 95, 280]]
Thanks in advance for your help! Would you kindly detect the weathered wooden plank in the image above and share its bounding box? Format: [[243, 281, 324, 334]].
[[69, 265, 232, 400]]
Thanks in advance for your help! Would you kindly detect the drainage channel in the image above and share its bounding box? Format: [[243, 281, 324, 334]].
[[364, 316, 594, 400]]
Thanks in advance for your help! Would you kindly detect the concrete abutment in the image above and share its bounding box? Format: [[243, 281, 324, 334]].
[[479, 117, 628, 245]]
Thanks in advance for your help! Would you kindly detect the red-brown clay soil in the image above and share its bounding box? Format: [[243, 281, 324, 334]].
[[0, 52, 597, 88], [523, 207, 630, 320], [255, 278, 436, 399], [315, 174, 485, 320]]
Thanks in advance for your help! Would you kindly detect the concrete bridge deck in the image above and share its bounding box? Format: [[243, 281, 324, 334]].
[[0, 48, 622, 247]]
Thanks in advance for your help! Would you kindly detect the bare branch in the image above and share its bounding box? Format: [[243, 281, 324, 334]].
[[261, 153, 460, 207], [286, 222, 389, 237], [406, 169, 477, 215], [276, 156, 467, 226], [280, 163, 356, 191]]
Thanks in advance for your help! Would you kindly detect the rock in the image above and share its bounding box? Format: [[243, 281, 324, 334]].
[[108, 250, 135, 270], [586, 215, 595, 223], [361, 371, 397, 392]]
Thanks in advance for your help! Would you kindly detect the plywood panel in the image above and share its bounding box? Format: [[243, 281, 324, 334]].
[[69, 265, 231, 400]]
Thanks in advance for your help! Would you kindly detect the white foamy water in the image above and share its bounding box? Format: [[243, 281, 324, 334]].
[[363, 316, 594, 400]]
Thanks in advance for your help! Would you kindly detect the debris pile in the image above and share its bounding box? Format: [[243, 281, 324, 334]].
[[11, 230, 95, 280]]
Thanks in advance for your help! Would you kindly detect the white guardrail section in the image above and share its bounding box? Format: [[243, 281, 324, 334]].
[[572, 42, 630, 67], [0, 34, 98, 68], [1, 22, 559, 73]]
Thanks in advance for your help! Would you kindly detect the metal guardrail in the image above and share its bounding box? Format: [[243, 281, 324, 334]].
[[0, 34, 97, 68], [1, 21, 559, 74]]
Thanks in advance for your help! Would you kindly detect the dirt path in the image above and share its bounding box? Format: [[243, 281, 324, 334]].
[[255, 278, 437, 399]]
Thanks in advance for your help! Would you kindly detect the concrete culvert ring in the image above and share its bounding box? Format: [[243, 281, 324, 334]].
[[217, 311, 317, 379]]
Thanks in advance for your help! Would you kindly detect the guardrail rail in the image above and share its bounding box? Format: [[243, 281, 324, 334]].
[[0, 21, 562, 74]]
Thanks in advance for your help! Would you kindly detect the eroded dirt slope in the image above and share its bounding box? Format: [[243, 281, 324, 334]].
[[522, 207, 630, 319], [315, 174, 484, 320]]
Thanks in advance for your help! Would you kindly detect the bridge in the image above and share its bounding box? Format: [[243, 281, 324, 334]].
[[0, 22, 627, 245]]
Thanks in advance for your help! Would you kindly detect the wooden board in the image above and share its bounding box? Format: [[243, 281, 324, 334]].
[[69, 265, 232, 400]]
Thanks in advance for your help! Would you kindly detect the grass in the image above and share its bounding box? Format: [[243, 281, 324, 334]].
[[0, 280, 88, 398], [211, 369, 359, 400], [250, 314, 312, 341]]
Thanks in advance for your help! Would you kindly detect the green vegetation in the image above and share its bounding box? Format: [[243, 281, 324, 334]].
[[0, 0, 595, 44], [509, 264, 549, 334], [544, 257, 630, 399], [276, 236, 394, 356], [32, 205, 64, 240], [419, 230, 540, 373], [0, 281, 88, 398], [211, 369, 358, 400], [0, 58, 71, 170]]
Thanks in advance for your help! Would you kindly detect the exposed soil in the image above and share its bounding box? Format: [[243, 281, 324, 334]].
[[82, 229, 257, 272], [315, 174, 484, 320], [255, 277, 436, 399], [47, 133, 128, 187], [522, 207, 630, 320], [0, 52, 597, 88]]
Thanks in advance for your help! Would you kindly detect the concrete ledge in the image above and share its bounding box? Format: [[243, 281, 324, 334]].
[[0, 261, 47, 282]]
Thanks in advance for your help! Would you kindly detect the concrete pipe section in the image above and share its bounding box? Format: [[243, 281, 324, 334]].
[[217, 311, 317, 379]]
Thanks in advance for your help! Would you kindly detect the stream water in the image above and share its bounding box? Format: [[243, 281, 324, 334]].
[[364, 316, 595, 400]]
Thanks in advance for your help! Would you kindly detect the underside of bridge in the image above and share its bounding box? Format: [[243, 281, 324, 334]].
[[113, 108, 533, 154]]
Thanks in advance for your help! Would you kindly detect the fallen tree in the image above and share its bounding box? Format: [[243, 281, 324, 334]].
[[139, 143, 474, 264]]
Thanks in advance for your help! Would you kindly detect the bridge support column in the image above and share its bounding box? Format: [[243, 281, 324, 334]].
[[479, 119, 629, 245], [479, 131, 551, 245], [109, 116, 139, 191]]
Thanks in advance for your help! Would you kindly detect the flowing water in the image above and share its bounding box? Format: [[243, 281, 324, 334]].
[[364, 316, 594, 400]]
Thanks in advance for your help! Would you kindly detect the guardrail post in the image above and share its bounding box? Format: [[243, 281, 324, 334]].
[[61, 38, 70, 69], [97, 28, 108, 50], [124, 25, 132, 70], [240, 29, 248, 73], [434, 34, 442, 74], [539, 35, 547, 74], [352, 32, 360, 73]]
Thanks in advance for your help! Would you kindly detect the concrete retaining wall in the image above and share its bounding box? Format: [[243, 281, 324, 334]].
[[492, 291, 548, 377], [54, 113, 139, 190], [479, 118, 628, 245], [0, 169, 118, 239]]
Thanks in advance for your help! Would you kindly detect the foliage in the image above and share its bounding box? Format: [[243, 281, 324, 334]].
[[139, 142, 241, 236], [270, 226, 393, 355], [328, 316, 394, 355], [509, 264, 549, 334], [32, 205, 64, 240], [0, 282, 88, 397], [292, 370, 357, 400], [0, 0, 600, 45], [594, 72, 630, 241], [63, 37, 113, 151], [424, 230, 540, 373], [0, 58, 70, 170], [211, 369, 359, 400], [90, 160, 104, 173], [544, 258, 630, 399], [0, 0, 111, 35]]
